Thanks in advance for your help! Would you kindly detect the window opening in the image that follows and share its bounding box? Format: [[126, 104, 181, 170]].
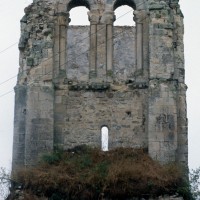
[[113, 5, 136, 82], [101, 126, 109, 151], [67, 6, 90, 82], [69, 6, 90, 25], [114, 5, 135, 26]]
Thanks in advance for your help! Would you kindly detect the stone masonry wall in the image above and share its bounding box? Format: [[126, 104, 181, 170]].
[[147, 0, 188, 164], [67, 26, 136, 82], [67, 26, 90, 82], [113, 26, 136, 82], [13, 0, 56, 168], [54, 86, 147, 150], [12, 0, 188, 170]]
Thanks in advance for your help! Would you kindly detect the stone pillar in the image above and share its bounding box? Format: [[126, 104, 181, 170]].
[[147, 4, 176, 163], [134, 10, 144, 72], [148, 80, 178, 164], [54, 12, 70, 77], [88, 11, 99, 79], [104, 11, 115, 80], [96, 17, 107, 81], [12, 85, 27, 170], [177, 83, 188, 165], [25, 84, 54, 166], [96, 10, 114, 82]]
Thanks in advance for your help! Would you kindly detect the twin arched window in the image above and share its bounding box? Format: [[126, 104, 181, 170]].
[[68, 5, 135, 26], [67, 2, 136, 81]]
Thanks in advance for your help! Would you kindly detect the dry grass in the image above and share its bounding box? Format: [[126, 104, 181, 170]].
[[10, 146, 188, 200]]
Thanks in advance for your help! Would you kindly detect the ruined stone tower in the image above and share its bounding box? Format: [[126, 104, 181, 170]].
[[12, 0, 188, 169]]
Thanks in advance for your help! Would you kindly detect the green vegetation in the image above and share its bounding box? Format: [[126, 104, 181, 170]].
[[190, 167, 200, 199], [3, 146, 199, 199], [0, 167, 10, 198]]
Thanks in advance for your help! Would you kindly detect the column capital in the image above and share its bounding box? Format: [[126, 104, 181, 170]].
[[88, 10, 100, 24], [100, 11, 115, 24], [133, 10, 147, 24], [56, 12, 70, 26]]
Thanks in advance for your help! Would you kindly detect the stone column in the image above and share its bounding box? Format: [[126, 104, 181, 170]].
[[104, 11, 115, 80], [134, 11, 144, 72], [54, 12, 70, 77], [12, 85, 27, 170], [88, 11, 99, 79], [177, 83, 188, 165]]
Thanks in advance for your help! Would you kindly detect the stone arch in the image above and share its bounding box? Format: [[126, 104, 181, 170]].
[[69, 6, 90, 25], [114, 5, 135, 26], [67, 0, 91, 11], [113, 1, 136, 82], [113, 0, 146, 11], [112, 0, 148, 82], [113, 0, 136, 10]]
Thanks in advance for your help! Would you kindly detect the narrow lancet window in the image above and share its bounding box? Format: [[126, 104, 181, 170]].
[[101, 126, 109, 151]]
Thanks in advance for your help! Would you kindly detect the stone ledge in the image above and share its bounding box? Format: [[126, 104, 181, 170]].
[[68, 82, 110, 91]]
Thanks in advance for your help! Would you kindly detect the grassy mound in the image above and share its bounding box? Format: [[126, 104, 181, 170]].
[[10, 146, 189, 200]]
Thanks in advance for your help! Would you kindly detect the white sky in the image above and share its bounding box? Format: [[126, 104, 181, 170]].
[[0, 0, 199, 175]]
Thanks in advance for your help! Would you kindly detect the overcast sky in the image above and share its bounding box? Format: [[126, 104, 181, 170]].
[[0, 0, 199, 175]]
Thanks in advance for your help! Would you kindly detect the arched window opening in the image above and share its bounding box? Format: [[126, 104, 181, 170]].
[[114, 5, 135, 26], [101, 126, 109, 151], [67, 0, 90, 12], [67, 6, 90, 82], [113, 5, 136, 82], [69, 7, 90, 25], [113, 0, 136, 11]]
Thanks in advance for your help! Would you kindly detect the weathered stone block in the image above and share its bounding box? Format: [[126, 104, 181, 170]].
[[26, 57, 34, 66]]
